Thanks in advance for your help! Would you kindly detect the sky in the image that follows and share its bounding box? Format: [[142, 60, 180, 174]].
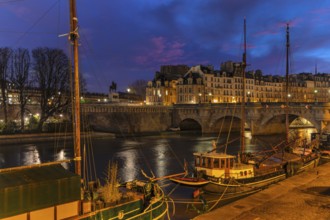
[[1, 0, 330, 93]]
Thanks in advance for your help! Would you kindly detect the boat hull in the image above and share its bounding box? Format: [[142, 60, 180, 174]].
[[78, 197, 168, 220], [202, 170, 286, 194], [72, 184, 168, 220]]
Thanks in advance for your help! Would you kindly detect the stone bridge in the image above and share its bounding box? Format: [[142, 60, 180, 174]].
[[82, 102, 330, 135]]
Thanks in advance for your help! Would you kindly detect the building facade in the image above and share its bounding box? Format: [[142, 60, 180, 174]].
[[146, 61, 330, 105]]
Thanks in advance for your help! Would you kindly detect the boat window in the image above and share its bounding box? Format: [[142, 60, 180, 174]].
[[208, 158, 212, 168], [195, 157, 200, 166], [220, 159, 225, 168], [240, 171, 243, 176], [214, 159, 219, 168], [202, 157, 206, 167], [244, 171, 247, 176]]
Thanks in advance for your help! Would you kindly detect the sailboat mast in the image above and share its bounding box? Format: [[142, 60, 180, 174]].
[[240, 17, 247, 154], [285, 23, 290, 144], [69, 0, 81, 176]]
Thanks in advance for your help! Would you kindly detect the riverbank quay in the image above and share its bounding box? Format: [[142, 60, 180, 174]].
[[194, 161, 330, 220], [0, 132, 115, 145]]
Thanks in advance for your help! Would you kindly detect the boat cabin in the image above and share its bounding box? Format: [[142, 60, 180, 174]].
[[193, 152, 255, 179]]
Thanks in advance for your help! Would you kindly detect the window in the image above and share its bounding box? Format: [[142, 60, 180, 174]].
[[214, 159, 219, 168]]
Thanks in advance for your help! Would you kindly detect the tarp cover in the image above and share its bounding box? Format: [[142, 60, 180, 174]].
[[0, 164, 80, 218]]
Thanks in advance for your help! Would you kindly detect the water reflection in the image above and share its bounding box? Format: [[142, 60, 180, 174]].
[[152, 139, 169, 178], [55, 149, 69, 169], [115, 139, 142, 182], [115, 149, 139, 182], [22, 145, 41, 165], [0, 128, 316, 178]]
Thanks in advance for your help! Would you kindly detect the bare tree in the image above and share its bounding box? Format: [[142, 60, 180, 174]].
[[0, 47, 12, 124], [10, 48, 31, 130], [32, 47, 70, 131], [80, 73, 88, 95], [129, 79, 147, 98]]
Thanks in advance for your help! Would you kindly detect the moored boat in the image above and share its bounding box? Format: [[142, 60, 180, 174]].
[[193, 151, 287, 194]]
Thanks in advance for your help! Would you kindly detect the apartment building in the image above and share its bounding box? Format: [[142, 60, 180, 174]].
[[146, 62, 330, 105]]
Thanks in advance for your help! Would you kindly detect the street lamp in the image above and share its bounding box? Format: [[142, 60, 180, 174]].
[[198, 93, 202, 103], [247, 91, 251, 102], [158, 94, 162, 105], [127, 88, 131, 93], [314, 89, 318, 103]]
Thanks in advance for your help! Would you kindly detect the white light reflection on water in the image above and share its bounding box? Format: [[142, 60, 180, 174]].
[[22, 144, 41, 165], [152, 139, 170, 179], [115, 139, 141, 182], [115, 149, 138, 182], [55, 149, 69, 169]]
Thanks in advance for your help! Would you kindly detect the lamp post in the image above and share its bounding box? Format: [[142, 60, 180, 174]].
[[247, 91, 251, 103], [158, 94, 162, 105], [198, 93, 202, 104], [127, 88, 131, 104], [208, 92, 212, 103], [314, 89, 318, 103]]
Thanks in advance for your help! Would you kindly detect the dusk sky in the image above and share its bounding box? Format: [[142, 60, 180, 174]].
[[1, 0, 330, 93]]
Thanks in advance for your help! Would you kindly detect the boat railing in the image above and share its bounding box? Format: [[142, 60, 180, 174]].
[[232, 163, 254, 170]]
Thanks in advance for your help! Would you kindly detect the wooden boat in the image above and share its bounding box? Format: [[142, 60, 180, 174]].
[[0, 1, 168, 220], [192, 21, 319, 196], [170, 176, 209, 186]]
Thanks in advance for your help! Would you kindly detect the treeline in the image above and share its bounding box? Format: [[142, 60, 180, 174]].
[[0, 47, 76, 133]]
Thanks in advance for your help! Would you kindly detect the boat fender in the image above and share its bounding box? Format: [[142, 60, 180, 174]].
[[193, 188, 201, 198]]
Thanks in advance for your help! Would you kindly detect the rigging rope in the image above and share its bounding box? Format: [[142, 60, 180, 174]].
[[225, 102, 238, 154], [215, 102, 229, 145], [206, 177, 233, 212]]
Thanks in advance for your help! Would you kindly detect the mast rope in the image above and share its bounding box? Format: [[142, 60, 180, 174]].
[[206, 177, 233, 212], [224, 102, 238, 154], [215, 103, 229, 146]]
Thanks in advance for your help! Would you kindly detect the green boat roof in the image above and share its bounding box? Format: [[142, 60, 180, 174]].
[[0, 164, 79, 188], [0, 164, 81, 218]]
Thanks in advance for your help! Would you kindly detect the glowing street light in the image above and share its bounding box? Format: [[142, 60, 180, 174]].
[[314, 89, 318, 103]]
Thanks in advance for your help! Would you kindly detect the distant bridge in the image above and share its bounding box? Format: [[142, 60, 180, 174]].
[[82, 102, 330, 135]]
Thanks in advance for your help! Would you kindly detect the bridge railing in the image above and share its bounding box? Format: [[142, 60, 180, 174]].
[[81, 104, 171, 113]]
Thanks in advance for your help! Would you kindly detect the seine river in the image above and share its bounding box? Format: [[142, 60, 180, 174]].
[[0, 128, 316, 219]]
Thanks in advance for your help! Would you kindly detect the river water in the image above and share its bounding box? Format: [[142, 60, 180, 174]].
[[0, 128, 316, 219]]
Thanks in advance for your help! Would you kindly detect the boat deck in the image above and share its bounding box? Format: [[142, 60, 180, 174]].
[[194, 162, 330, 220]]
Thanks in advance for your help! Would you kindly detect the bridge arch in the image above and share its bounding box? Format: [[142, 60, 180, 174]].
[[255, 112, 319, 135], [179, 118, 202, 132], [209, 116, 250, 133]]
